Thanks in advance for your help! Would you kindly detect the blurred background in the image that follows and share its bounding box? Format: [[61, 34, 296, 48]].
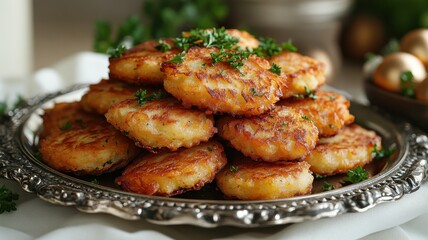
[[2, 0, 428, 82]]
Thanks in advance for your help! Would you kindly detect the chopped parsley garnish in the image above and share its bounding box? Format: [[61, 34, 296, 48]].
[[372, 144, 396, 159], [400, 71, 416, 97], [155, 39, 172, 52], [250, 88, 264, 97], [174, 27, 239, 52], [281, 39, 298, 52], [253, 37, 282, 58], [301, 115, 312, 121], [329, 124, 334, 129], [134, 89, 166, 105], [229, 165, 239, 172], [0, 185, 19, 214], [269, 63, 281, 75], [252, 37, 298, 58], [304, 86, 317, 100], [282, 121, 288, 127], [328, 95, 336, 100], [59, 122, 72, 131], [210, 48, 251, 70], [167, 52, 186, 64], [314, 173, 326, 179], [293, 86, 317, 100], [343, 166, 368, 184], [322, 181, 334, 191], [108, 44, 127, 58]]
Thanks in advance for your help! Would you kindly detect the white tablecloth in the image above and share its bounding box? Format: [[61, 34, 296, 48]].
[[1, 52, 427, 240]]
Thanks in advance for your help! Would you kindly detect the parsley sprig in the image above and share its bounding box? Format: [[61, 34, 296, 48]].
[[0, 185, 19, 214], [210, 48, 251, 70], [167, 52, 186, 64], [372, 144, 396, 159], [343, 166, 368, 184], [322, 181, 335, 191], [174, 27, 239, 52], [400, 71, 416, 97], [135, 89, 166, 105], [293, 86, 317, 100], [108, 44, 127, 58], [155, 39, 172, 52], [252, 37, 297, 58], [269, 63, 281, 75]]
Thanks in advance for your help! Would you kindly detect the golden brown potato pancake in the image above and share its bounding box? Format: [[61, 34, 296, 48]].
[[105, 97, 216, 151], [269, 51, 325, 98], [217, 106, 318, 161], [162, 47, 282, 116], [109, 38, 180, 85], [80, 79, 147, 115], [304, 124, 381, 175], [116, 141, 227, 196], [216, 151, 313, 200], [39, 102, 140, 175], [278, 90, 354, 137]]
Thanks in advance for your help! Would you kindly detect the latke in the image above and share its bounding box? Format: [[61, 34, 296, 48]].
[[217, 106, 319, 161], [304, 124, 381, 175], [39, 102, 140, 175], [162, 47, 282, 116], [116, 141, 227, 196], [215, 151, 313, 200], [109, 38, 180, 85], [105, 97, 216, 151]]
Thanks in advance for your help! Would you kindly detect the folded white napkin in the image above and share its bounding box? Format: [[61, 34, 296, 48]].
[[1, 52, 428, 240]]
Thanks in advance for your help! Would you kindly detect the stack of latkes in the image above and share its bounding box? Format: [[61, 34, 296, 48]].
[[39, 28, 382, 200]]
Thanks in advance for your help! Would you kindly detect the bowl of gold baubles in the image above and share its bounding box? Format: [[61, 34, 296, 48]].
[[364, 29, 428, 132]]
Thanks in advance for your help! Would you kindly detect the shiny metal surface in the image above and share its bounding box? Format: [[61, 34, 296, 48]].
[[1, 85, 427, 227]]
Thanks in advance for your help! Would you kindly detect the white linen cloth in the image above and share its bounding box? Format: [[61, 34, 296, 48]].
[[1, 52, 428, 240]]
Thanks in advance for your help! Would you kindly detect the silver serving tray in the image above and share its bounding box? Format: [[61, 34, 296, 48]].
[[1, 84, 428, 227]]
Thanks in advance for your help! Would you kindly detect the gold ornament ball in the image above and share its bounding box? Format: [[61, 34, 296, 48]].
[[416, 77, 428, 102], [400, 29, 428, 67], [373, 52, 426, 92]]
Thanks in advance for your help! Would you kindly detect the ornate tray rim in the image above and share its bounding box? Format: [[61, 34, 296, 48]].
[[1, 84, 427, 228]]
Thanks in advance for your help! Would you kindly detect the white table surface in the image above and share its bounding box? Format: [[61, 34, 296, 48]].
[[1, 52, 427, 240]]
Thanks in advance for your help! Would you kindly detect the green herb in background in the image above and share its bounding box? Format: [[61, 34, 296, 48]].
[[94, 0, 228, 53], [0, 185, 19, 214], [343, 166, 369, 184]]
